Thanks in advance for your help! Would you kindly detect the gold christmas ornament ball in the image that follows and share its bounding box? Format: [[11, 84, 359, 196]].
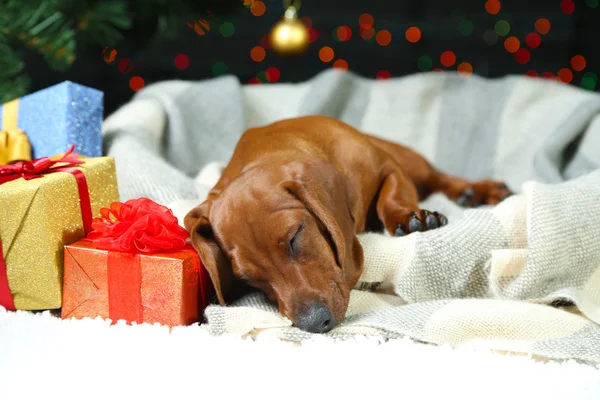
[[270, 17, 309, 56]]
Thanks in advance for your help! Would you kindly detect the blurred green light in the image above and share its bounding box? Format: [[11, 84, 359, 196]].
[[494, 20, 510, 36], [581, 77, 597, 90], [585, 0, 598, 8], [220, 22, 235, 37], [458, 20, 474, 36], [212, 61, 228, 76], [581, 72, 598, 90], [332, 27, 341, 42], [417, 56, 433, 71]]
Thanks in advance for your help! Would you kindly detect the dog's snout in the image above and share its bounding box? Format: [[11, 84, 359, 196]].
[[295, 302, 334, 333]]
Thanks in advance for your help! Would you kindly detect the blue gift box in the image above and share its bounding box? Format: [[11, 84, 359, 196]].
[[0, 81, 103, 159]]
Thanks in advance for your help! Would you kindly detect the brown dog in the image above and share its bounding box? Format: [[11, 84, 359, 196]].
[[184, 116, 510, 333]]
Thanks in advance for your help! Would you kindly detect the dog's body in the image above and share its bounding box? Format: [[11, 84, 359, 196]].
[[185, 116, 510, 333]]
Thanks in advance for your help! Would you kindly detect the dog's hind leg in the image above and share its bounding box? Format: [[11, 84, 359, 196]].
[[367, 135, 512, 208], [426, 173, 513, 207]]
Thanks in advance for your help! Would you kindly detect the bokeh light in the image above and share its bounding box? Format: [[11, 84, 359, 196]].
[[571, 55, 587, 71], [102, 47, 118, 63], [335, 26, 352, 42], [457, 62, 473, 77], [535, 18, 551, 35], [440, 51, 457, 67], [359, 13, 374, 28], [360, 27, 375, 41], [458, 19, 474, 36], [172, 6, 598, 93], [220, 22, 235, 37], [260, 34, 272, 49], [417, 55, 432, 71], [193, 19, 210, 35], [212, 61, 228, 76], [504, 36, 520, 53], [250, 46, 266, 62], [483, 30, 498, 45], [333, 59, 349, 71], [265, 67, 281, 82], [117, 58, 133, 73], [319, 46, 335, 62], [541, 72, 555, 80], [300, 17, 312, 27], [586, 0, 599, 7], [129, 76, 145, 92], [494, 20, 510, 36], [376, 70, 392, 79], [251, 1, 266, 16], [308, 28, 319, 43], [581, 72, 598, 90], [405, 27, 421, 43], [376, 30, 392, 46], [485, 0, 501, 14], [515, 48, 531, 64], [174, 54, 189, 70], [557, 68, 573, 83], [525, 33, 541, 49], [560, 0, 576, 15]]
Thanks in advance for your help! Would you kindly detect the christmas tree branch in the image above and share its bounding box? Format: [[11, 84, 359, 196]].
[[0, 41, 30, 103], [0, 0, 237, 102]]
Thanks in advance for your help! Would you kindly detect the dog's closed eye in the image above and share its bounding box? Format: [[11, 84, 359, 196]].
[[289, 221, 304, 257]]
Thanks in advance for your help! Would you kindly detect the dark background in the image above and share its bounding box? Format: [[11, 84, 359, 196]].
[[22, 0, 600, 116]]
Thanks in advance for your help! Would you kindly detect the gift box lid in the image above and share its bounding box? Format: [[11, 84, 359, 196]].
[[0, 81, 104, 159]]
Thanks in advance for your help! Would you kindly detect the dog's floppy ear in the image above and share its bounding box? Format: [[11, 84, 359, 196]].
[[184, 201, 233, 306], [281, 159, 364, 285]]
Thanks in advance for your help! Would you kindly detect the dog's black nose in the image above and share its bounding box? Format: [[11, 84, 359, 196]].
[[295, 302, 334, 333]]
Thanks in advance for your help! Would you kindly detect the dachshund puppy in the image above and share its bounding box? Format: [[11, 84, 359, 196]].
[[185, 116, 511, 333]]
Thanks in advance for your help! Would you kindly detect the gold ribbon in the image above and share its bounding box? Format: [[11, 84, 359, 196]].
[[0, 99, 32, 165]]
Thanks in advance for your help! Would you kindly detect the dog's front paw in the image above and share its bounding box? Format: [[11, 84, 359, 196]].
[[456, 180, 513, 207], [394, 210, 448, 237]]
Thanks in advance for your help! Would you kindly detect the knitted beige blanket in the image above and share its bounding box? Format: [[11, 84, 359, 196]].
[[102, 70, 600, 364], [202, 170, 600, 365]]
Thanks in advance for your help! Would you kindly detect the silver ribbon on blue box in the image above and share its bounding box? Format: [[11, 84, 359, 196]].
[[0, 81, 103, 159]]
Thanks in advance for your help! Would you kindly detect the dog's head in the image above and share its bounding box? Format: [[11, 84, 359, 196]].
[[184, 159, 364, 333]]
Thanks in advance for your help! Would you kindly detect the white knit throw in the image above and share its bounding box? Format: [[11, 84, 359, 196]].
[[101, 70, 600, 364]]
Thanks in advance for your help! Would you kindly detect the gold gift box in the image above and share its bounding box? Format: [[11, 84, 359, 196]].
[[0, 157, 119, 310]]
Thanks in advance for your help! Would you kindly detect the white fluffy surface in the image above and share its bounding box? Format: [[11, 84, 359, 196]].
[[1, 308, 599, 400]]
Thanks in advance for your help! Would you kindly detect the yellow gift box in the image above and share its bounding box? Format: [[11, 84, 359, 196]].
[[0, 98, 32, 165], [0, 154, 119, 310]]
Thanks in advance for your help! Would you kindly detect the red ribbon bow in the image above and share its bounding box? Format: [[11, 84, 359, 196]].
[[88, 198, 190, 254], [0, 144, 83, 184]]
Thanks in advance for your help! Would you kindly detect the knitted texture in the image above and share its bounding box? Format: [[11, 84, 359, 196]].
[[102, 70, 600, 364]]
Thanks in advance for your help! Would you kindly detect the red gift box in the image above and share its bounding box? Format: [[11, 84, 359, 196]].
[[61, 198, 214, 327]]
